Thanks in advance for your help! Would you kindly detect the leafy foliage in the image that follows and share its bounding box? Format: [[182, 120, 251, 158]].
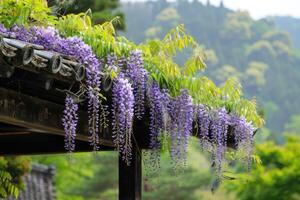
[[226, 135, 300, 200], [0, 157, 30, 199], [0, 171, 19, 198], [273, 16, 300, 50], [0, 0, 55, 27], [49, 0, 125, 30]]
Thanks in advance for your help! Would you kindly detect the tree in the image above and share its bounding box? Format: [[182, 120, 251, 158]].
[[220, 11, 253, 43], [214, 65, 241, 83], [226, 135, 300, 200], [48, 0, 125, 29], [246, 40, 276, 62], [262, 31, 292, 47], [284, 115, 300, 134]]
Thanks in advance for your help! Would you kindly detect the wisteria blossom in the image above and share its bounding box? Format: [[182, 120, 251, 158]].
[[230, 114, 255, 170], [210, 108, 230, 177], [112, 73, 135, 165], [168, 90, 194, 168], [62, 95, 78, 152], [126, 50, 148, 119], [196, 104, 211, 150]]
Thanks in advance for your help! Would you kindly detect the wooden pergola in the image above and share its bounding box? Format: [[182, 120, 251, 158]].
[[0, 35, 237, 199]]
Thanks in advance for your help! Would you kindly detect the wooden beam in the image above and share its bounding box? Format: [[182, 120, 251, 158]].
[[0, 132, 114, 155], [0, 87, 114, 147], [119, 144, 142, 200], [0, 131, 31, 135]]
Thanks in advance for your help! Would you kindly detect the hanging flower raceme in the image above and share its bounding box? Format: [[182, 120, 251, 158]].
[[145, 82, 164, 172], [148, 82, 165, 150], [168, 90, 194, 168], [83, 55, 101, 151], [144, 83, 172, 173], [126, 50, 148, 119], [62, 95, 79, 152], [210, 108, 230, 177], [196, 104, 211, 150], [231, 114, 255, 170], [112, 73, 135, 165]]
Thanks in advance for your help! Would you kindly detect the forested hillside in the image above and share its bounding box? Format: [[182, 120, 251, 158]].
[[121, 0, 300, 133], [273, 16, 300, 50]]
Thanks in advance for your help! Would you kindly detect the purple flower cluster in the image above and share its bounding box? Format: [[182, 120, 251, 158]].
[[112, 73, 135, 165], [144, 82, 172, 173], [118, 56, 127, 69], [148, 82, 165, 150], [210, 108, 230, 177], [106, 53, 118, 71], [168, 90, 194, 167], [231, 114, 255, 170], [126, 50, 148, 120], [62, 95, 79, 152], [196, 104, 211, 150]]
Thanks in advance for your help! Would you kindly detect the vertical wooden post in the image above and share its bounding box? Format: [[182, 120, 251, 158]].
[[119, 144, 142, 200]]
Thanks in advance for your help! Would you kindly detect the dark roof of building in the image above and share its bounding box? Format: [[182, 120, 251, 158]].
[[0, 34, 85, 82], [7, 164, 56, 200]]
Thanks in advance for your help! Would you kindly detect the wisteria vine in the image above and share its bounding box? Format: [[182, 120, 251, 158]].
[[0, 23, 257, 177]]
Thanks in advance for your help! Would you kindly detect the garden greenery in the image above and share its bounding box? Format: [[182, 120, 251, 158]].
[[0, 0, 264, 178]]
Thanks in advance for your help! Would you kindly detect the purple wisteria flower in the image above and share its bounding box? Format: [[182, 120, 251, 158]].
[[62, 95, 79, 152], [230, 114, 255, 170], [118, 56, 127, 69], [196, 104, 211, 150], [210, 108, 230, 177], [126, 50, 148, 120], [168, 90, 193, 168], [148, 82, 165, 150], [145, 82, 163, 172], [112, 73, 135, 165], [106, 53, 118, 71], [144, 82, 172, 173]]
